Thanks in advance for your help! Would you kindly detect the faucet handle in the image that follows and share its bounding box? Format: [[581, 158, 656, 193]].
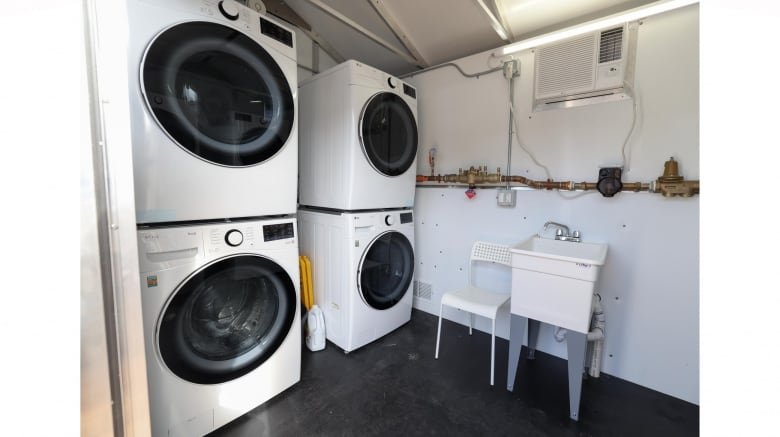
[[555, 228, 564, 237], [572, 230, 580, 238]]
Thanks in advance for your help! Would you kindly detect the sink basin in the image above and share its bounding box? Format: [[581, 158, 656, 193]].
[[509, 236, 608, 333], [510, 236, 607, 281]]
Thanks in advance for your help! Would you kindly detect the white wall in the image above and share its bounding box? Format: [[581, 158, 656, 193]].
[[407, 5, 699, 404], [295, 30, 337, 83]]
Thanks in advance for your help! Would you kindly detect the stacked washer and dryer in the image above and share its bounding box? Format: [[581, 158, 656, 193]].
[[297, 60, 419, 354], [128, 1, 301, 436]]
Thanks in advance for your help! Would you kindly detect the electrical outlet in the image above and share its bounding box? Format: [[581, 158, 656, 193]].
[[496, 188, 516, 207]]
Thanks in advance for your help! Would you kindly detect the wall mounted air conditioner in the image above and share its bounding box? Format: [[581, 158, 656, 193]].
[[533, 23, 638, 111]]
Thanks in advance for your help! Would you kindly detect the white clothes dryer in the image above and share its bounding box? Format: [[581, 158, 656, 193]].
[[128, 0, 298, 224], [137, 217, 301, 437], [298, 60, 418, 211], [297, 207, 415, 353]]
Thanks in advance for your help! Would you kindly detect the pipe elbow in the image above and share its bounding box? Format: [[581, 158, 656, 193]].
[[587, 327, 604, 342]]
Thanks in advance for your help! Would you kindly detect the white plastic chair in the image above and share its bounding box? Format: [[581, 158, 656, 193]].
[[435, 241, 512, 386]]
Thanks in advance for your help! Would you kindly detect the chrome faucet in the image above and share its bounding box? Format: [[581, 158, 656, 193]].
[[543, 221, 581, 242], [544, 221, 569, 236]]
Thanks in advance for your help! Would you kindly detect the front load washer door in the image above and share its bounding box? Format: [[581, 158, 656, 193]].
[[142, 21, 294, 167], [358, 231, 414, 310], [158, 254, 296, 385], [359, 93, 418, 177]]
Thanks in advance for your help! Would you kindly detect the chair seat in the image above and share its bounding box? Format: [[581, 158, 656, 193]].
[[441, 286, 510, 319], [435, 241, 513, 386]]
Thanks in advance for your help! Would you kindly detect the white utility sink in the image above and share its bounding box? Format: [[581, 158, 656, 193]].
[[509, 236, 608, 333]]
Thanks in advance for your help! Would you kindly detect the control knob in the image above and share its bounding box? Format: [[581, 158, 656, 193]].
[[387, 77, 397, 89], [218, 0, 240, 21], [225, 229, 243, 247], [385, 215, 395, 226]]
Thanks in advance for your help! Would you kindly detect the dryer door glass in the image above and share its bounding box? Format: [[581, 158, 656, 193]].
[[360, 93, 418, 177], [158, 255, 296, 384], [359, 231, 414, 310], [142, 21, 294, 167]]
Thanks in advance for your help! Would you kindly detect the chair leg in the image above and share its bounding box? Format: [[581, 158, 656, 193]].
[[490, 317, 496, 386], [435, 304, 444, 360], [469, 313, 474, 335]]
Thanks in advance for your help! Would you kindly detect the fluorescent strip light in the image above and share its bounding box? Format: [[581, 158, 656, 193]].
[[496, 0, 698, 56]]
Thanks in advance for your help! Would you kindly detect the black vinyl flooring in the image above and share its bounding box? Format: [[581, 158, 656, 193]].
[[209, 309, 698, 437]]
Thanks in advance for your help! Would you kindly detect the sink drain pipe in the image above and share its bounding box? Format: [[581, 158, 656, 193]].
[[588, 295, 606, 378], [551, 294, 606, 378]]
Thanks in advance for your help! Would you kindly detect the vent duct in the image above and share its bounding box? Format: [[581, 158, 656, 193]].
[[413, 280, 432, 301], [533, 23, 637, 111]]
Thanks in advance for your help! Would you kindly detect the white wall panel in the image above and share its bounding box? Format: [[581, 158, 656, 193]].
[[409, 5, 699, 404], [295, 29, 338, 83]]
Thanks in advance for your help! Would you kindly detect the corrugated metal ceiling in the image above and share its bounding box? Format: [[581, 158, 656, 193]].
[[272, 0, 658, 76]]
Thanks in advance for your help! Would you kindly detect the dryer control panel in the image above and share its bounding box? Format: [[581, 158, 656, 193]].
[[263, 222, 295, 241], [192, 0, 296, 55]]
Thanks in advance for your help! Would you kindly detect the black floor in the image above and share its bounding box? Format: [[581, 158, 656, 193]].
[[209, 309, 698, 437]]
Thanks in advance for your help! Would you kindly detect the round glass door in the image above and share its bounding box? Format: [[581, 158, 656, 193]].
[[142, 21, 294, 167], [158, 255, 296, 384], [359, 92, 418, 177], [358, 231, 414, 310]]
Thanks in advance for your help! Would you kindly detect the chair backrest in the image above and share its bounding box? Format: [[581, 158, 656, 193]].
[[468, 241, 512, 285]]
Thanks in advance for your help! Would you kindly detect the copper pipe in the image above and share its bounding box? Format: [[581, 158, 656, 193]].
[[418, 174, 653, 193], [573, 182, 598, 191], [417, 158, 697, 196], [505, 176, 572, 190], [621, 182, 651, 192]]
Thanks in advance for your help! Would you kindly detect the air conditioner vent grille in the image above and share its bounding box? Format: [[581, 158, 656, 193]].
[[533, 23, 634, 111], [599, 27, 624, 63], [535, 34, 596, 97]]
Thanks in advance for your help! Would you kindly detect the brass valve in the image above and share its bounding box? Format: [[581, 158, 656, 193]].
[[438, 166, 504, 188], [654, 157, 699, 197]]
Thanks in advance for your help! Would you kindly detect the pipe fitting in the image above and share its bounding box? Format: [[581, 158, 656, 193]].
[[554, 326, 567, 342], [587, 327, 604, 342]]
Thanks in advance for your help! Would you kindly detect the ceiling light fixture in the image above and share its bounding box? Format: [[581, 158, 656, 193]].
[[495, 0, 698, 57]]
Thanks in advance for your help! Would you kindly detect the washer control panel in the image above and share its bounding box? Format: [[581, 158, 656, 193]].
[[204, 220, 296, 255], [224, 229, 244, 246], [209, 225, 255, 253]]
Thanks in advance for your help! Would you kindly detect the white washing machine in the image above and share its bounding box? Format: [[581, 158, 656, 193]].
[[298, 60, 419, 211], [297, 208, 415, 353], [128, 0, 298, 224], [137, 217, 301, 437]]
